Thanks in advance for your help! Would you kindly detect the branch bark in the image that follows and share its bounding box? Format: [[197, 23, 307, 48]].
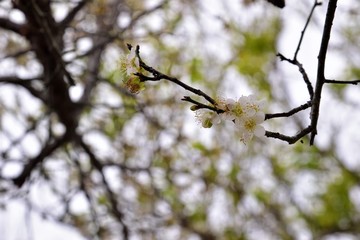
[[78, 136, 130, 240], [0, 17, 25, 35], [310, 0, 338, 145], [12, 134, 69, 187], [59, 0, 91, 29], [0, 75, 45, 101]]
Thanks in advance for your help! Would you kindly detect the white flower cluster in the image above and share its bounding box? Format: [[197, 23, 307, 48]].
[[195, 95, 265, 144]]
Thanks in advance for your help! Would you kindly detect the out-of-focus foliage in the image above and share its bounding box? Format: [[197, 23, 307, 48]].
[[1, 0, 360, 240]]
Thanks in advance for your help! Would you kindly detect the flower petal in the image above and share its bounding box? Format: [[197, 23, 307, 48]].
[[254, 125, 265, 137]]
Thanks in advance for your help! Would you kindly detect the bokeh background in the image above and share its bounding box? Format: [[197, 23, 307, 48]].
[[1, 0, 360, 239]]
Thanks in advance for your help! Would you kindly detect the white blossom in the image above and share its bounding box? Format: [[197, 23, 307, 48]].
[[195, 109, 221, 128], [194, 94, 265, 144], [235, 112, 265, 144]]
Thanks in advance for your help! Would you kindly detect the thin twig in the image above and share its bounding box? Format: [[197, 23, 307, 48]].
[[0, 48, 32, 60], [59, 0, 91, 29], [265, 101, 311, 120], [78, 136, 129, 240], [181, 96, 222, 113], [135, 45, 217, 106], [0, 75, 46, 101], [265, 126, 312, 144], [325, 79, 360, 85], [277, 53, 314, 99], [12, 134, 68, 187], [294, 0, 323, 60]]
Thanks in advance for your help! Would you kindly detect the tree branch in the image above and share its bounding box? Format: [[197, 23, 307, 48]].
[[135, 45, 217, 106], [181, 96, 222, 113], [310, 0, 338, 145], [293, 0, 322, 60], [0, 17, 25, 35], [277, 53, 314, 99], [22, 0, 76, 86], [265, 126, 312, 144], [59, 0, 91, 29], [0, 47, 32, 60], [12, 134, 68, 187], [265, 101, 312, 120], [0, 75, 45, 101], [325, 79, 360, 85], [78, 136, 130, 240]]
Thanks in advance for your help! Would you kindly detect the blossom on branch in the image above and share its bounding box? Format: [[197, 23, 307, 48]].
[[120, 47, 144, 94], [121, 45, 266, 144], [194, 95, 265, 144], [195, 109, 221, 128], [236, 112, 265, 144]]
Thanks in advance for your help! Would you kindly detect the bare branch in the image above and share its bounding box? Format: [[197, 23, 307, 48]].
[[325, 79, 360, 85], [265, 126, 312, 144], [265, 101, 311, 120], [275, 1, 321, 101], [0, 75, 39, 84], [12, 134, 68, 187], [22, 0, 76, 86], [135, 45, 217, 106], [0, 47, 32, 60], [78, 136, 130, 240], [181, 96, 222, 113], [0, 75, 45, 101], [266, 0, 285, 8], [293, 0, 323, 60], [121, 1, 168, 33], [310, 0, 338, 145], [0, 17, 25, 35], [72, 155, 100, 237], [59, 0, 91, 29], [277, 53, 314, 99]]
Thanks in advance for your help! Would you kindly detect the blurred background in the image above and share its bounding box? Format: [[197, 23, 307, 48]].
[[1, 0, 360, 239]]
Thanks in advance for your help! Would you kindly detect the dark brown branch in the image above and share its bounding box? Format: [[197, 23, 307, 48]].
[[120, 1, 167, 34], [12, 134, 68, 187], [0, 75, 39, 84], [265, 101, 311, 120], [275, 1, 321, 100], [72, 156, 100, 235], [325, 79, 360, 85], [0, 48, 32, 60], [277, 53, 314, 99], [135, 45, 217, 106], [78, 136, 129, 240], [0, 17, 25, 35], [0, 75, 45, 101], [59, 0, 91, 29], [25, 0, 76, 86], [266, 0, 285, 8], [265, 126, 312, 144], [310, 0, 338, 145], [181, 96, 222, 113], [294, 0, 322, 60]]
